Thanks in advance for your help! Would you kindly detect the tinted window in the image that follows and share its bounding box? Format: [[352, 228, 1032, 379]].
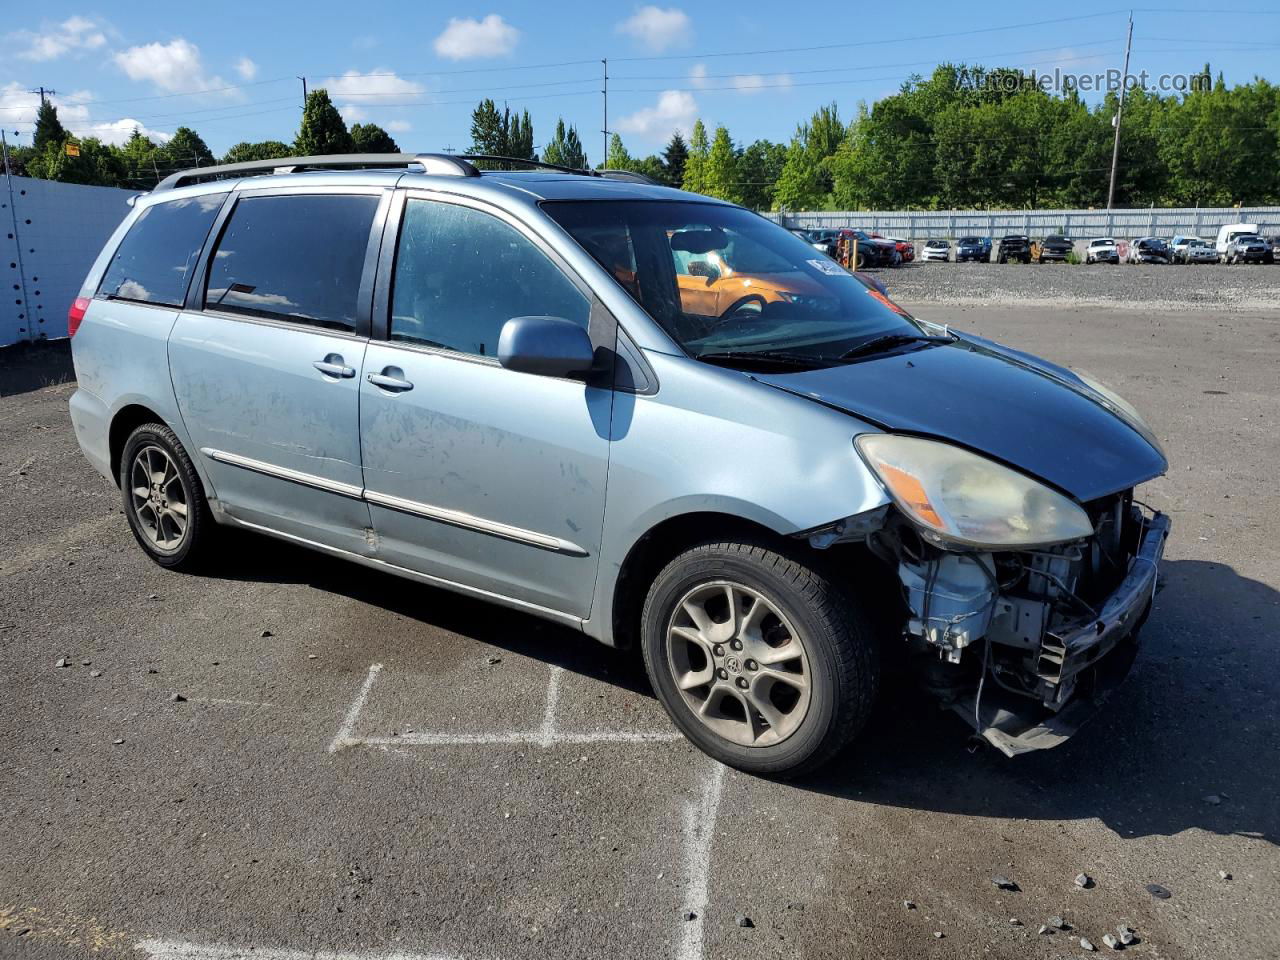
[[99, 194, 223, 306], [390, 199, 590, 357], [206, 194, 379, 331]]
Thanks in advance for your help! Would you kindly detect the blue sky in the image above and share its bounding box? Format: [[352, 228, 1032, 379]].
[[2, 2, 1277, 162]]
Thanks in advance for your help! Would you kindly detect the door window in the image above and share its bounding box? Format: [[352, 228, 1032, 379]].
[[390, 199, 590, 358], [205, 194, 380, 332]]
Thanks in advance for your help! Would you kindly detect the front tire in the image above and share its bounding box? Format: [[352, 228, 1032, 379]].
[[120, 423, 214, 570], [641, 540, 879, 777]]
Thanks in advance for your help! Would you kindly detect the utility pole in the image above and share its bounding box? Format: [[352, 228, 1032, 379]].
[[1106, 13, 1134, 210], [601, 59, 608, 169], [29, 87, 57, 105], [297, 76, 308, 111]]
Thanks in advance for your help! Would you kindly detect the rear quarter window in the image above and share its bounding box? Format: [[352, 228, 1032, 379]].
[[98, 194, 224, 306]]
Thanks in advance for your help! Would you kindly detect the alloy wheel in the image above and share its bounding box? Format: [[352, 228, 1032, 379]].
[[129, 444, 189, 552], [666, 580, 812, 747]]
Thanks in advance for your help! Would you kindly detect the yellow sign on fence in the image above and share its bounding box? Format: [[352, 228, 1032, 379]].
[[65, 142, 80, 157]]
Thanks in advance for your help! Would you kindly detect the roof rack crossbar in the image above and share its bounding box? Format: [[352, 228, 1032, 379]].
[[456, 154, 598, 176], [153, 153, 480, 192]]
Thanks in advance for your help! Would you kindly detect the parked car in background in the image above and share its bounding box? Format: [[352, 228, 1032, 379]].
[[1169, 235, 1199, 263], [1215, 222, 1259, 259], [882, 236, 915, 262], [1085, 238, 1120, 264], [1180, 239, 1218, 264], [995, 235, 1032, 264], [921, 239, 951, 262], [806, 229, 840, 258], [1224, 234, 1273, 264], [1030, 235, 1073, 263], [68, 151, 1171, 774], [851, 230, 899, 267], [789, 228, 816, 245], [955, 236, 991, 263], [1126, 237, 1170, 264], [1267, 236, 1280, 261]]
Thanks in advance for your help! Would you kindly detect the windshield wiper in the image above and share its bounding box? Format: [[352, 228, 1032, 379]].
[[695, 350, 831, 369], [840, 333, 952, 360]]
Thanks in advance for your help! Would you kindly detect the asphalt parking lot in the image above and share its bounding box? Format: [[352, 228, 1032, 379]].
[[2, 273, 1278, 959]]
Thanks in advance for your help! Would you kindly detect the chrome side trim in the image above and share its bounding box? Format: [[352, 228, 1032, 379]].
[[217, 514, 585, 628], [364, 489, 589, 557], [200, 448, 364, 499], [201, 447, 588, 556]]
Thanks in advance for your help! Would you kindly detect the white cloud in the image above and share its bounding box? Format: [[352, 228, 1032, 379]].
[[8, 16, 107, 61], [433, 15, 519, 60], [339, 104, 368, 124], [689, 63, 708, 88], [0, 82, 170, 147], [616, 6, 692, 53], [732, 73, 792, 94], [385, 120, 411, 133], [616, 89, 697, 141], [113, 38, 234, 96], [75, 117, 172, 146], [323, 69, 426, 104], [234, 56, 258, 80]]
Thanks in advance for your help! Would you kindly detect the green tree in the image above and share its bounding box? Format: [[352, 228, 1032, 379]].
[[23, 137, 125, 187], [350, 123, 400, 153], [543, 119, 587, 169], [736, 139, 786, 209], [662, 131, 688, 187], [221, 140, 294, 164], [117, 130, 162, 188], [703, 125, 740, 203], [605, 132, 635, 170], [508, 109, 535, 160], [32, 99, 68, 153], [295, 89, 355, 155], [682, 120, 710, 194], [160, 126, 215, 171], [469, 98, 507, 155]]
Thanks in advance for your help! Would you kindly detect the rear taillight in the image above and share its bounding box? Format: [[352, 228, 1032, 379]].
[[68, 297, 90, 337]]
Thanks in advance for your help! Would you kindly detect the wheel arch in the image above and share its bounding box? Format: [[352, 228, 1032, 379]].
[[109, 403, 173, 485]]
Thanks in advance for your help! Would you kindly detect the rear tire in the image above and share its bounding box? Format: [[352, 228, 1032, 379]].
[[120, 423, 215, 571], [641, 540, 880, 777]]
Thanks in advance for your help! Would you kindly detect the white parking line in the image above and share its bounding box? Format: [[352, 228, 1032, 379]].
[[678, 762, 728, 960], [137, 938, 470, 960], [328, 661, 681, 751]]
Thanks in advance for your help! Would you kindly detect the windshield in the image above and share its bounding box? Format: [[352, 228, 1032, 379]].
[[958, 237, 980, 244], [543, 200, 926, 364]]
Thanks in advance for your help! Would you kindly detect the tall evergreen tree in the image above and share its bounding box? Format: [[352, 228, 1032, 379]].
[[606, 133, 634, 170], [508, 109, 536, 160], [119, 130, 161, 187], [682, 120, 710, 194], [469, 98, 508, 155], [161, 126, 216, 170], [32, 99, 68, 153], [662, 131, 688, 187], [544, 119, 588, 169], [295, 89, 355, 155], [350, 123, 400, 153], [703, 126, 740, 203], [222, 140, 294, 164]]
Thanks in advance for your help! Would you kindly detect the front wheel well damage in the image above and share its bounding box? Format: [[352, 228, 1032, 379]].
[[609, 511, 904, 649]]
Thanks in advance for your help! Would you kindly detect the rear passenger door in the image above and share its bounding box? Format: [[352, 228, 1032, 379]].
[[169, 187, 388, 555], [359, 192, 613, 619]]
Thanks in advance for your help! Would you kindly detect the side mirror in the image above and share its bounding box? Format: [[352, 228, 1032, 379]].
[[687, 260, 720, 282], [498, 316, 596, 379]]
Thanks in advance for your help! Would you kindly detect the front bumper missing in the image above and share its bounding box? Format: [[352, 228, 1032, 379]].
[[952, 510, 1171, 757]]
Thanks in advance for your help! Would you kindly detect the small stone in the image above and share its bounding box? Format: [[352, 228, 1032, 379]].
[[1080, 937, 1096, 951], [1048, 916, 1066, 929], [55, 657, 70, 668], [112, 738, 124, 745], [992, 874, 1018, 891], [170, 693, 187, 702], [260, 630, 274, 638], [1038, 925, 1053, 935], [1202, 794, 1222, 805], [147, 667, 159, 674], [307, 654, 317, 659], [1075, 872, 1093, 888], [736, 915, 753, 928], [1010, 918, 1022, 926], [903, 900, 916, 910], [1102, 934, 1120, 950], [486, 655, 502, 665], [1218, 870, 1231, 881], [1145, 883, 1171, 900], [683, 911, 697, 922], [933, 931, 944, 939], [89, 670, 102, 678], [80, 659, 91, 666], [147, 593, 160, 600], [1118, 926, 1137, 946]]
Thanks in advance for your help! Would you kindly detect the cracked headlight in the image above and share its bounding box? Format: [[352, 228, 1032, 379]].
[[855, 434, 1094, 550], [1073, 371, 1165, 459]]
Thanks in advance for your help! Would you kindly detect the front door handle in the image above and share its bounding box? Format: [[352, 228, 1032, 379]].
[[313, 354, 356, 378], [368, 367, 414, 392]]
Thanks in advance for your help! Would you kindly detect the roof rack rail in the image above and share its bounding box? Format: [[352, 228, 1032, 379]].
[[456, 154, 595, 176], [598, 169, 664, 186], [153, 153, 480, 192]]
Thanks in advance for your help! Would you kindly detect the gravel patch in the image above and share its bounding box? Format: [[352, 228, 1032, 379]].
[[879, 260, 1280, 312]]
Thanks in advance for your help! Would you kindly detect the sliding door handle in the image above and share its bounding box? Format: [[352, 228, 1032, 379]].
[[313, 354, 356, 378]]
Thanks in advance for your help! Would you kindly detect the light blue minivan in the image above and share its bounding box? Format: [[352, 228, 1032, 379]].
[[68, 153, 1169, 774]]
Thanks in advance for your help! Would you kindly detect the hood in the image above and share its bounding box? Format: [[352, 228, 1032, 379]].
[[753, 336, 1168, 503]]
